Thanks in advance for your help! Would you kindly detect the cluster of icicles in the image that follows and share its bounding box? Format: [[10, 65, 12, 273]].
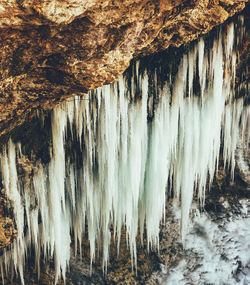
[[0, 20, 249, 283]]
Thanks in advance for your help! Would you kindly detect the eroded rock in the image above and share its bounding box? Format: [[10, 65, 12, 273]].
[[0, 0, 247, 138], [0, 194, 17, 249]]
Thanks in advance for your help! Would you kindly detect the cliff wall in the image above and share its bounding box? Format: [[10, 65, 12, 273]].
[[0, 0, 247, 138]]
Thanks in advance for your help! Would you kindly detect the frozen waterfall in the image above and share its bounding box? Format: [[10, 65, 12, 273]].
[[0, 18, 248, 284]]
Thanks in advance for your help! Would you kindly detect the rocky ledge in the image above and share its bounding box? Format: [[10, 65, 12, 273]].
[[0, 0, 248, 138]]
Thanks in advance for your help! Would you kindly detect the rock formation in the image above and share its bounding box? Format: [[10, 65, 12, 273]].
[[0, 0, 247, 138], [0, 1, 248, 280], [0, 195, 17, 249]]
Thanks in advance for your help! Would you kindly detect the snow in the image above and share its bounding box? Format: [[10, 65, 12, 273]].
[[165, 201, 250, 285]]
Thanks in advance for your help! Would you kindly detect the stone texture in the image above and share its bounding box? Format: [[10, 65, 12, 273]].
[[0, 0, 247, 139], [0, 194, 17, 249]]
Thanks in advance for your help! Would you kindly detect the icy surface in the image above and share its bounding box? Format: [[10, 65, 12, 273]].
[[164, 201, 250, 285], [0, 18, 248, 284]]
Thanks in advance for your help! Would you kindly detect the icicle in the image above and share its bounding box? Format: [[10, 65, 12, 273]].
[[0, 141, 25, 284], [0, 16, 248, 285], [225, 22, 234, 59]]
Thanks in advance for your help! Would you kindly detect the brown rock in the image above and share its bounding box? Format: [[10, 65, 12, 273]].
[[0, 0, 247, 138], [0, 195, 17, 249]]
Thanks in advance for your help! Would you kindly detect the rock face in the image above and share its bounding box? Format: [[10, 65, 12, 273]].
[[0, 194, 17, 249], [0, 0, 247, 139]]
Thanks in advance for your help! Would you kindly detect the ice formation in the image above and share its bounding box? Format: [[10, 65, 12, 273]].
[[0, 19, 248, 284], [165, 201, 250, 285]]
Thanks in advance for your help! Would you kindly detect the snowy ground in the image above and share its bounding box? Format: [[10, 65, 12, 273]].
[[155, 199, 250, 285]]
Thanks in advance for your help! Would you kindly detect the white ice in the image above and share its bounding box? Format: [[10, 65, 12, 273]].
[[0, 20, 248, 284]]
